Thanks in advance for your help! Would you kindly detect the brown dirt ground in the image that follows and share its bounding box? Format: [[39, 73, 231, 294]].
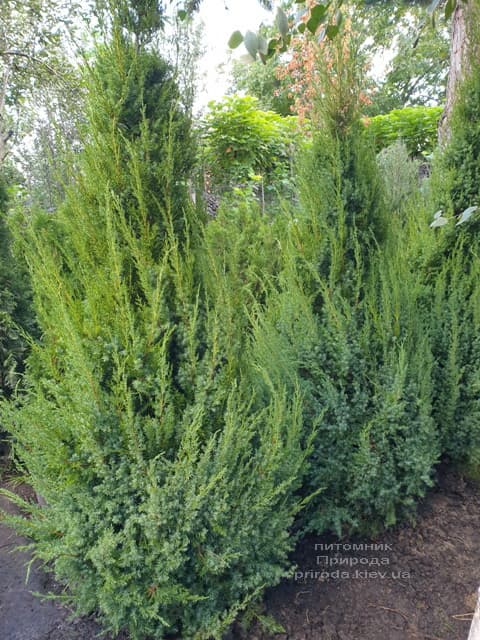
[[232, 469, 480, 640], [0, 458, 127, 640], [1, 457, 479, 640]]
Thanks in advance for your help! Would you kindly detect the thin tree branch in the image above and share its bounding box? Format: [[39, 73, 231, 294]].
[[0, 49, 64, 80]]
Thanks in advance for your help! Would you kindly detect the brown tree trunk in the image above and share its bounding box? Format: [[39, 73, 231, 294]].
[[439, 0, 476, 143], [438, 0, 480, 144]]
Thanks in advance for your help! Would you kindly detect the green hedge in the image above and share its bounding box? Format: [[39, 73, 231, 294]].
[[2, 12, 480, 639], [365, 106, 443, 156], [427, 20, 480, 474], [250, 121, 439, 536], [200, 95, 302, 198]]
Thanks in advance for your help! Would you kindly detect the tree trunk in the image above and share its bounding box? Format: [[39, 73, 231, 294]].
[[439, 0, 475, 142], [438, 0, 467, 142]]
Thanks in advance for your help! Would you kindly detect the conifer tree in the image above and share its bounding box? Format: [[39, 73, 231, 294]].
[[0, 175, 34, 400], [1, 8, 309, 639], [250, 30, 439, 536], [296, 31, 386, 299], [427, 9, 480, 475]]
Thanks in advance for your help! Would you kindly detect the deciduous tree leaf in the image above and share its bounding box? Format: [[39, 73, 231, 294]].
[[456, 205, 478, 225], [228, 30, 244, 49], [445, 0, 456, 20], [244, 30, 259, 59], [258, 35, 268, 56], [267, 37, 281, 54], [276, 7, 289, 38], [306, 4, 328, 34]]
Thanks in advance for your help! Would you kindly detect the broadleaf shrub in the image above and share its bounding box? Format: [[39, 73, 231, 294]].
[[200, 95, 302, 202], [365, 105, 442, 156]]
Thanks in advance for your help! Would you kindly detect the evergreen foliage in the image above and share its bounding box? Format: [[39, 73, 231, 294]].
[[298, 120, 385, 293], [249, 32, 439, 536], [200, 197, 289, 375], [429, 242, 480, 473], [296, 33, 386, 297], [0, 176, 34, 399], [426, 12, 480, 475], [252, 224, 439, 535], [1, 27, 310, 640], [432, 17, 480, 218], [2, 1, 480, 634], [89, 37, 195, 247]]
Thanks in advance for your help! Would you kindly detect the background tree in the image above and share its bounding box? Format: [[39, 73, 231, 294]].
[[161, 14, 205, 119], [439, 0, 475, 140], [354, 4, 449, 116], [229, 2, 447, 120], [0, 0, 80, 165], [228, 17, 294, 116], [230, 53, 293, 116], [227, 0, 467, 137]]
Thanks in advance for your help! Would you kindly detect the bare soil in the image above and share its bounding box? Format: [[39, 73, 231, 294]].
[[0, 460, 124, 640], [234, 469, 480, 640], [1, 458, 479, 640]]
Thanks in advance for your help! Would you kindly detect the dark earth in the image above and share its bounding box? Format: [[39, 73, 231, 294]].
[[1, 454, 479, 640]]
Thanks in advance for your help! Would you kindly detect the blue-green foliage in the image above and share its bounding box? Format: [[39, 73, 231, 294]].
[[251, 222, 438, 535]]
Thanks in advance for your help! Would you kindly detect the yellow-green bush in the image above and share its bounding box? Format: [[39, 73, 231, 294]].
[[200, 95, 302, 200], [1, 27, 310, 640], [249, 32, 439, 536]]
